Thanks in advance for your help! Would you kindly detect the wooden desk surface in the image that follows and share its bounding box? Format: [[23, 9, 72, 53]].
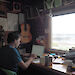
[[51, 64, 73, 75], [51, 58, 67, 73], [51, 64, 67, 73], [33, 58, 72, 75]]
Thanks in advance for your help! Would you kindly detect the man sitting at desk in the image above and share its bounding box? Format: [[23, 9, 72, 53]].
[[0, 32, 36, 75]]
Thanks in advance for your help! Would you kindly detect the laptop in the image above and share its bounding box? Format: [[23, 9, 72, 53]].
[[32, 45, 45, 57]]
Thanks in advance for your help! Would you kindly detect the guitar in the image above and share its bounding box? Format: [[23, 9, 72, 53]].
[[20, 24, 32, 43]]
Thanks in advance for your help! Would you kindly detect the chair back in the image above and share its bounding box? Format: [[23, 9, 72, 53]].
[[0, 69, 7, 75], [0, 68, 17, 75]]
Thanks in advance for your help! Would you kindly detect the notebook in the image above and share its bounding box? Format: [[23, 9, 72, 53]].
[[32, 45, 45, 57]]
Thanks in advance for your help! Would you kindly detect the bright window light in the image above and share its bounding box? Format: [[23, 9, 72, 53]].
[[52, 13, 75, 51]]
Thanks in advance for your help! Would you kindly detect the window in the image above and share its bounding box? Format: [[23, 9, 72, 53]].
[[52, 13, 75, 51]]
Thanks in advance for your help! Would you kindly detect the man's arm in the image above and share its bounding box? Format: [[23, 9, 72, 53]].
[[18, 54, 36, 69]]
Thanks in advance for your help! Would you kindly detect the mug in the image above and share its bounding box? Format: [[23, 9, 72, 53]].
[[40, 56, 45, 65], [40, 56, 52, 66], [45, 56, 52, 66]]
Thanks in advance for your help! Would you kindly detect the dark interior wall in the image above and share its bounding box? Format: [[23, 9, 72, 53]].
[[22, 0, 44, 9], [27, 17, 45, 41], [26, 14, 50, 38]]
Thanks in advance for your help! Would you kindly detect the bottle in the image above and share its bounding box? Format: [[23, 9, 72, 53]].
[[72, 59, 75, 71], [67, 60, 72, 72], [45, 55, 52, 66]]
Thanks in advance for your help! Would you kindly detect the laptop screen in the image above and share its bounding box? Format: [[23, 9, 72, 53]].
[[32, 45, 45, 56]]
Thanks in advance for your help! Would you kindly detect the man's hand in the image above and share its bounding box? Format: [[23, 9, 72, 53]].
[[30, 54, 37, 59]]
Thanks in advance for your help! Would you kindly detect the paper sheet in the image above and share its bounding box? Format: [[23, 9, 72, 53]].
[[32, 45, 45, 56]]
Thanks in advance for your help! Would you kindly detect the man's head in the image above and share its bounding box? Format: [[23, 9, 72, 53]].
[[7, 32, 21, 48]]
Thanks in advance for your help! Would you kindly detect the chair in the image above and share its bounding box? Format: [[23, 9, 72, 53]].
[[0, 69, 7, 75], [0, 68, 17, 75]]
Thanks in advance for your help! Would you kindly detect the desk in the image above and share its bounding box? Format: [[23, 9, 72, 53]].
[[33, 58, 72, 75], [18, 63, 68, 75], [20, 52, 72, 75], [50, 64, 72, 75], [51, 58, 68, 73], [51, 64, 67, 73]]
